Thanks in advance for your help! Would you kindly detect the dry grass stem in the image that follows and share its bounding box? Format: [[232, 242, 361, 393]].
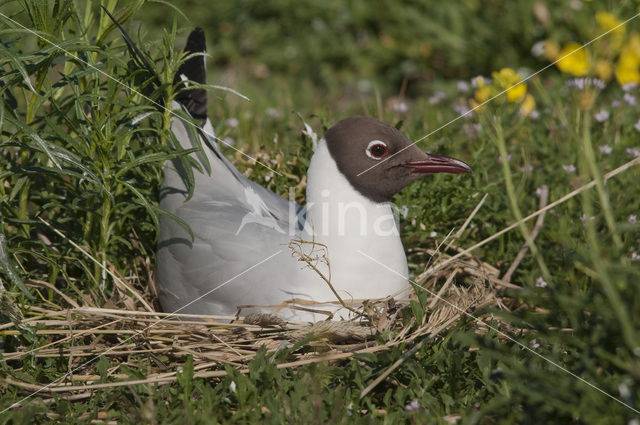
[[3, 247, 505, 396]]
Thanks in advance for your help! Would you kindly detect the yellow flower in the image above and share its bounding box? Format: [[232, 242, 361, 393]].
[[492, 68, 527, 102], [507, 83, 527, 102], [627, 32, 640, 58], [594, 59, 613, 81], [492, 68, 520, 86], [469, 98, 486, 112], [556, 42, 590, 76], [596, 12, 625, 36], [472, 76, 487, 88], [543, 40, 560, 61], [519, 94, 536, 117], [474, 86, 491, 103], [615, 50, 640, 85]]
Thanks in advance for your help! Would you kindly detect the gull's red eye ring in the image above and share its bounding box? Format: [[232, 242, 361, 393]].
[[366, 140, 389, 160]]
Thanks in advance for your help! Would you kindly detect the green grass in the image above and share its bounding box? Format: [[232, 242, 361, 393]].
[[2, 1, 640, 424]]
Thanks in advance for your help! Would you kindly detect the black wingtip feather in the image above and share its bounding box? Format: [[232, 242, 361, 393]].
[[103, 8, 208, 120], [174, 28, 208, 120]]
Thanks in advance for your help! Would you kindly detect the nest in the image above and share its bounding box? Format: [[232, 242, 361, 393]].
[[1, 242, 513, 402]]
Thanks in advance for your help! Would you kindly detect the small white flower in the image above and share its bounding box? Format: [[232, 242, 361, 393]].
[[626, 148, 640, 158], [535, 277, 547, 288], [457, 80, 470, 92], [535, 187, 544, 197], [453, 104, 473, 118], [567, 78, 585, 90], [405, 400, 420, 411], [593, 79, 606, 89], [566, 78, 606, 90], [623, 93, 636, 106], [529, 109, 540, 119], [471, 76, 489, 88], [229, 381, 237, 393], [429, 231, 438, 238], [598, 145, 612, 154], [264, 172, 274, 182], [580, 214, 595, 223], [428, 91, 446, 105], [622, 82, 637, 92], [594, 109, 610, 122], [222, 136, 236, 147], [498, 154, 512, 163], [530, 339, 540, 349], [632, 252, 640, 261], [226, 117, 239, 128], [629, 215, 637, 223], [520, 165, 534, 172], [562, 164, 576, 173], [393, 101, 410, 112], [531, 41, 546, 57], [634, 120, 640, 132]]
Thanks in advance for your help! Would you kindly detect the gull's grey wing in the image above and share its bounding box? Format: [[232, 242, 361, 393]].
[[157, 111, 305, 314]]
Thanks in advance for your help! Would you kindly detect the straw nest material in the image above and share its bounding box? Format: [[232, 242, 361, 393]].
[[1, 238, 515, 400]]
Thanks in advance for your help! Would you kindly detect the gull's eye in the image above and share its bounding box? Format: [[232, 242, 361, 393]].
[[365, 140, 389, 160]]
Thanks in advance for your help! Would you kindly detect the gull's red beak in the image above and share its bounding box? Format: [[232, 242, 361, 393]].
[[404, 153, 473, 174]]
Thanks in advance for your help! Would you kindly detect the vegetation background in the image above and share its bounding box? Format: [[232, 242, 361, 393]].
[[1, 0, 640, 423]]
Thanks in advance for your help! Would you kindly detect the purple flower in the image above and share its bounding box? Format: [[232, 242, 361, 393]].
[[428, 91, 446, 105], [628, 215, 637, 224], [529, 109, 540, 119], [457, 80, 470, 92], [453, 104, 473, 118], [626, 148, 640, 158], [594, 109, 610, 122], [632, 252, 640, 261], [599, 145, 612, 154], [405, 400, 420, 411], [566, 78, 606, 90], [535, 277, 548, 288], [623, 93, 636, 106], [612, 100, 622, 108], [622, 82, 637, 92], [562, 164, 576, 173]]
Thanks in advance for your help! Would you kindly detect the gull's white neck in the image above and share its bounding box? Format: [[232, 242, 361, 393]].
[[302, 139, 409, 300]]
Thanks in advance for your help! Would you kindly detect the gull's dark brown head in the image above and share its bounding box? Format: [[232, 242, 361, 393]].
[[324, 116, 472, 203]]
